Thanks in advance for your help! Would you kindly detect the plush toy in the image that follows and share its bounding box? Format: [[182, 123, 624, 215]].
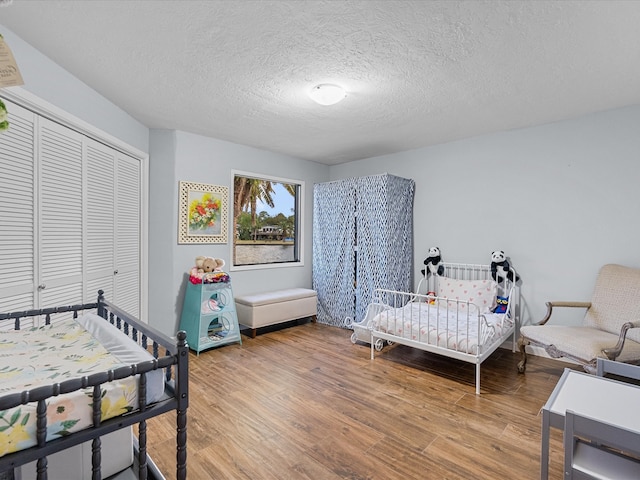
[[201, 257, 225, 273], [490, 251, 520, 283], [195, 256, 225, 273], [420, 247, 445, 277], [190, 256, 230, 284], [493, 295, 509, 314], [426, 291, 437, 305]]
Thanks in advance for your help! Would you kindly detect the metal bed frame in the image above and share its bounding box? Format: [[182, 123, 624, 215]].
[[367, 263, 518, 395]]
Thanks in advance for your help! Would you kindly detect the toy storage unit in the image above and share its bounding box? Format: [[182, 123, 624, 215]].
[[180, 280, 242, 353]]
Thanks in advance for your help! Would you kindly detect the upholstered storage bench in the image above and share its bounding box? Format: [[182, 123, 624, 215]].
[[235, 288, 317, 338]]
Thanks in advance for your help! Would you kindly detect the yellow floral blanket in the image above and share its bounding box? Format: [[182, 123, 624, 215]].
[[0, 317, 141, 457]]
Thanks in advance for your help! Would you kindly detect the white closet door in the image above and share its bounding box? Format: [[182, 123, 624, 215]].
[[1, 97, 143, 319], [0, 101, 36, 313], [114, 153, 140, 318], [37, 117, 84, 307], [85, 138, 116, 303], [84, 139, 141, 317]]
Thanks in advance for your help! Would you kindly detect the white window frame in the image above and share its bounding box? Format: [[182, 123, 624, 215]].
[[230, 169, 305, 272]]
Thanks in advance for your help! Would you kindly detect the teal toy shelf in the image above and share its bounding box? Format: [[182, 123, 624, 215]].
[[179, 280, 242, 353]]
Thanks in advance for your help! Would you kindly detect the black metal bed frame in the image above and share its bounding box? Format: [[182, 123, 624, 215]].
[[0, 290, 189, 480]]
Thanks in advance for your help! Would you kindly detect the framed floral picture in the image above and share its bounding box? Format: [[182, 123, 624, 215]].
[[178, 181, 229, 244]]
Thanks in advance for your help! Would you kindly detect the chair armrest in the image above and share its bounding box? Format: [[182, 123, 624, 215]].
[[537, 301, 592, 326], [602, 322, 639, 361]]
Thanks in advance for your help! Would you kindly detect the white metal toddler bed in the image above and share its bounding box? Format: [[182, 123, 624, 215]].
[[360, 263, 518, 394], [0, 290, 188, 480]]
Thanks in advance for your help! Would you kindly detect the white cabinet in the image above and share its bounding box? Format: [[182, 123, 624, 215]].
[[0, 98, 141, 317]]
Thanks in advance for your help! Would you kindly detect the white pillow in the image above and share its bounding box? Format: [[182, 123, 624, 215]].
[[437, 277, 497, 312]]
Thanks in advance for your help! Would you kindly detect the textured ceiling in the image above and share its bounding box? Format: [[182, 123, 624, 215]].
[[2, 0, 640, 165]]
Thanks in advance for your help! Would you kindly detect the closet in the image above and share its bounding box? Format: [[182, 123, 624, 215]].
[[0, 98, 142, 317], [312, 173, 414, 327]]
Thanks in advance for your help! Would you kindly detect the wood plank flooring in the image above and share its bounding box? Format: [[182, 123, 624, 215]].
[[144, 321, 574, 479]]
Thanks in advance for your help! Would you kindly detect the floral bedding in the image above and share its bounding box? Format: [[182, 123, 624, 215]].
[[0, 317, 144, 457], [372, 302, 513, 355]]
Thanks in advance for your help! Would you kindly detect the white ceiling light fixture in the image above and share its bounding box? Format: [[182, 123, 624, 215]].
[[309, 84, 347, 106]]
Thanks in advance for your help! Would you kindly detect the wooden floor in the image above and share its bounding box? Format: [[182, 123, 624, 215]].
[[144, 321, 574, 479]]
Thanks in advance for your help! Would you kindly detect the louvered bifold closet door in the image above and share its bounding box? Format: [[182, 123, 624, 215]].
[[38, 117, 84, 307], [85, 138, 116, 304], [114, 152, 141, 318], [312, 178, 357, 326], [0, 100, 36, 315], [85, 140, 141, 318]]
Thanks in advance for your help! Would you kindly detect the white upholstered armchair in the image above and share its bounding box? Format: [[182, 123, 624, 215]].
[[518, 264, 640, 374]]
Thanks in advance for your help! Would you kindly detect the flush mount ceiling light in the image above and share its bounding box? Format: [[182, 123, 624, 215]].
[[309, 84, 347, 106]]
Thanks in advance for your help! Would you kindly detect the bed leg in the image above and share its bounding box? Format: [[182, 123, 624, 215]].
[[177, 407, 188, 480], [138, 419, 148, 479], [476, 364, 481, 395]]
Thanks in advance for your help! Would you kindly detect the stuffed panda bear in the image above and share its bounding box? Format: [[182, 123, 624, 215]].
[[490, 250, 520, 283], [421, 247, 445, 277]]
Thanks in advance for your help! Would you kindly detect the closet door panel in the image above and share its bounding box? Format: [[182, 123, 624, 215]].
[[84, 139, 116, 302], [0, 98, 143, 317], [0, 100, 36, 311], [37, 118, 84, 306], [114, 153, 141, 318]]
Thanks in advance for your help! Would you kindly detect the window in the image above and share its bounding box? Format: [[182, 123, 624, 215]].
[[231, 171, 304, 270]]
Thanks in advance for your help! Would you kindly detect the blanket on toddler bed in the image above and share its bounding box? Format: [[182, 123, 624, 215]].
[[0, 315, 159, 457], [372, 302, 512, 355]]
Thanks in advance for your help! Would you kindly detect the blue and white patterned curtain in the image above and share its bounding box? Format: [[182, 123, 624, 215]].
[[355, 174, 414, 322], [313, 174, 414, 327], [313, 178, 357, 326]]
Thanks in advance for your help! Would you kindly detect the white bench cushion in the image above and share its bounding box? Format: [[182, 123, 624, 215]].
[[235, 288, 317, 329], [235, 288, 316, 307]]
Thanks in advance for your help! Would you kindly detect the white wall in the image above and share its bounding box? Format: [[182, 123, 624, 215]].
[[0, 25, 148, 153], [148, 129, 329, 335], [330, 105, 640, 327]]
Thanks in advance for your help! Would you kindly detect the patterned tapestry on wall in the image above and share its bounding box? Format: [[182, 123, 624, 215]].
[[313, 174, 414, 327]]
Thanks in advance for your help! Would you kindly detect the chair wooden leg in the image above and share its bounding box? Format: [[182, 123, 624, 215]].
[[517, 335, 528, 373]]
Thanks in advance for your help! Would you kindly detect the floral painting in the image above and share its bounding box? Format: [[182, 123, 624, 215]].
[[178, 181, 229, 244]]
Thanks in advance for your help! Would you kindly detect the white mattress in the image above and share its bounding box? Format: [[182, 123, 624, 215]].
[[76, 312, 165, 403], [372, 302, 513, 355], [0, 311, 165, 458]]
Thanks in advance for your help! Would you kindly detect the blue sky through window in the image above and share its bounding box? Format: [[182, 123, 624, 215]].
[[256, 182, 294, 216]]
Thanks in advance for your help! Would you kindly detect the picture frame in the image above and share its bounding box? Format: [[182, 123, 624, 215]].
[[178, 181, 229, 244]]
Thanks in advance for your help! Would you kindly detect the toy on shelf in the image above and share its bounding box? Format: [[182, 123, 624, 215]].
[[189, 256, 230, 284]]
